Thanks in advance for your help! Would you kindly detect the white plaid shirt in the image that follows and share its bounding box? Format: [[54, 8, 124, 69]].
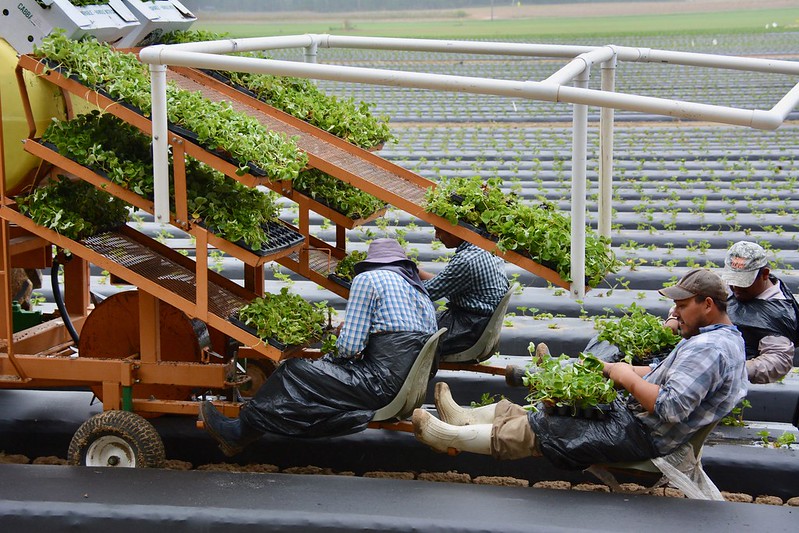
[[337, 270, 437, 357], [425, 242, 509, 315], [638, 324, 748, 454]]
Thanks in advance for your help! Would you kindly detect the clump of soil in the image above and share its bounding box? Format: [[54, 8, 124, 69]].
[[32, 456, 68, 465], [196, 462, 243, 472], [533, 480, 571, 490], [572, 483, 610, 493], [418, 471, 471, 483], [754, 495, 784, 506], [282, 465, 336, 475], [364, 471, 416, 480], [0, 453, 29, 464], [722, 492, 754, 503], [240, 464, 280, 474], [473, 476, 529, 487], [618, 483, 647, 492], [164, 459, 193, 470]]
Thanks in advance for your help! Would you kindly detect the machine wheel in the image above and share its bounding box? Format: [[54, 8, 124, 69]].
[[240, 359, 278, 396], [68, 410, 166, 468]]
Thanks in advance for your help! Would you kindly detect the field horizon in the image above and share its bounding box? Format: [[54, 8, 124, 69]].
[[193, 1, 799, 39]]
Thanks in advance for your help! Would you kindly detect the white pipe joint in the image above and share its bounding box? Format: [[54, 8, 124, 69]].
[[544, 47, 614, 86]]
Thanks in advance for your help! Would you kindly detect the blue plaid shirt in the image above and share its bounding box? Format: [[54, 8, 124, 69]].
[[337, 270, 438, 357], [638, 324, 747, 455], [425, 242, 509, 315]]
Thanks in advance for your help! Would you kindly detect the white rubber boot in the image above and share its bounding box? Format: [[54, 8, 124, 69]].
[[412, 408, 492, 455], [435, 382, 496, 426]]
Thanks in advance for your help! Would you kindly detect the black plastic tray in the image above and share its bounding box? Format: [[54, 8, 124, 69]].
[[229, 315, 290, 351], [327, 273, 352, 290], [202, 219, 304, 257]]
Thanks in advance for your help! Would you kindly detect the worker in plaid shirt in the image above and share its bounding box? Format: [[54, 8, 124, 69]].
[[200, 239, 438, 456], [419, 227, 509, 359]]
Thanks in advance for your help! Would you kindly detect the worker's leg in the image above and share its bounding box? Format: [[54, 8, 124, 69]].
[[434, 382, 496, 425], [199, 401, 263, 457], [413, 399, 541, 459]]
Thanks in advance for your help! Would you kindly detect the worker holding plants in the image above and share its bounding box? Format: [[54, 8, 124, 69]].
[[718, 241, 798, 384], [418, 226, 509, 359], [200, 238, 438, 456], [413, 268, 747, 470]]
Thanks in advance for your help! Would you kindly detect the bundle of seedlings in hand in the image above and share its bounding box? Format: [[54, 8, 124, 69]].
[[593, 303, 681, 365], [523, 350, 618, 417]]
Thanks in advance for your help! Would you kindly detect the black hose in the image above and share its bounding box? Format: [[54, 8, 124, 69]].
[[51, 260, 80, 345]]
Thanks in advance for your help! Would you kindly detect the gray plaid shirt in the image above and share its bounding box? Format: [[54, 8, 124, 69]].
[[638, 324, 747, 455], [424, 242, 509, 315]]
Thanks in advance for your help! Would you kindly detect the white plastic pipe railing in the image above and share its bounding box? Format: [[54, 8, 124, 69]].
[[571, 69, 589, 297], [139, 34, 799, 297]]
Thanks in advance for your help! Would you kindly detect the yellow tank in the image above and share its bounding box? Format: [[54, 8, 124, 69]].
[[1, 37, 67, 196]]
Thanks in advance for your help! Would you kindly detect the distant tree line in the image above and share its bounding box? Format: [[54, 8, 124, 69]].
[[178, 1, 637, 13]]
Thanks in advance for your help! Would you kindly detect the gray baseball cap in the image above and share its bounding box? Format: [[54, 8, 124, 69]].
[[720, 241, 768, 288], [659, 268, 728, 302]]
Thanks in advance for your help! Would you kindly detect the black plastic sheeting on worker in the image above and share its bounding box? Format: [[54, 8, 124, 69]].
[[0, 464, 795, 533], [0, 390, 797, 499]]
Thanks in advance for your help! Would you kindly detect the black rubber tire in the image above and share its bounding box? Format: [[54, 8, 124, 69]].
[[68, 410, 166, 468]]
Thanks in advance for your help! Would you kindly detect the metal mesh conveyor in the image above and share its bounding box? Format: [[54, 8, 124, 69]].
[[82, 232, 249, 319]]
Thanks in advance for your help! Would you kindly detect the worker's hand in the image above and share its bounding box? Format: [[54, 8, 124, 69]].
[[603, 362, 633, 383]]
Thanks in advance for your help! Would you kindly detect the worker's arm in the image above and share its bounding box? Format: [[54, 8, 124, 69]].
[[747, 335, 794, 384], [602, 362, 660, 413], [417, 268, 435, 281]]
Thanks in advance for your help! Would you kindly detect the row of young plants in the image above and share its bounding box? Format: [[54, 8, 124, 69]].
[[332, 249, 367, 282], [159, 31, 388, 220], [17, 175, 129, 242], [35, 32, 307, 182], [424, 175, 619, 287], [293, 169, 387, 220], [40, 111, 283, 251], [36, 32, 387, 222], [162, 30, 395, 150]]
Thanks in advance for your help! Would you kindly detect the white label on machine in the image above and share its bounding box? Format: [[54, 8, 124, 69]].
[[17, 3, 53, 36]]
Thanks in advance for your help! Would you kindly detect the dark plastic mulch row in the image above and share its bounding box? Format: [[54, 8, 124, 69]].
[[2, 463, 795, 533]]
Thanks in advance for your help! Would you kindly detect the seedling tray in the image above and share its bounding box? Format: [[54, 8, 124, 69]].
[[202, 220, 304, 257], [165, 123, 268, 177], [203, 70, 260, 100], [327, 273, 352, 290], [229, 315, 291, 352]]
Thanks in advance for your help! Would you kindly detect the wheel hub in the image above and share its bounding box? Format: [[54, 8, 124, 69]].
[[84, 435, 137, 467]]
